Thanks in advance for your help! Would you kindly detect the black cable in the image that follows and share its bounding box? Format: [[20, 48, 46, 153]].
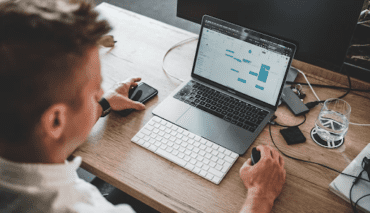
[[354, 194, 370, 211], [268, 123, 370, 183], [350, 170, 365, 213], [286, 82, 370, 92], [338, 68, 352, 100], [350, 180, 357, 213], [301, 66, 353, 109], [271, 114, 306, 128]]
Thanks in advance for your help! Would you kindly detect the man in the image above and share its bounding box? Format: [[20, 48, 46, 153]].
[[0, 0, 286, 212]]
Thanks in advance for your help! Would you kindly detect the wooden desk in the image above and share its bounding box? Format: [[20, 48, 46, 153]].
[[72, 3, 370, 213]]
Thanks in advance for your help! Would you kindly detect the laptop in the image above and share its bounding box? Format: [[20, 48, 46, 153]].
[[153, 15, 296, 155]]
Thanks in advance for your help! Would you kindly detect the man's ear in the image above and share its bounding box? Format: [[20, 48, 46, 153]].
[[41, 104, 68, 140]]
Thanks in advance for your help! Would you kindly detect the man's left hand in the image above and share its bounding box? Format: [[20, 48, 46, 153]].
[[104, 77, 146, 111]]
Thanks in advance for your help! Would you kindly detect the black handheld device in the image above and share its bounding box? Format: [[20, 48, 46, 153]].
[[251, 147, 261, 165], [116, 82, 158, 116]]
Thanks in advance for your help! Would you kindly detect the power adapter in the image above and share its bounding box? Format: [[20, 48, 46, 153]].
[[281, 87, 309, 116], [280, 126, 306, 145]]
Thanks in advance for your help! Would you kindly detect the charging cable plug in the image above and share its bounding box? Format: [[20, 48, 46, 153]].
[[269, 115, 277, 125], [305, 101, 321, 109]]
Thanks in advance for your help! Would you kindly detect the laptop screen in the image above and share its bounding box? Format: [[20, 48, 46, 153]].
[[192, 16, 295, 107]]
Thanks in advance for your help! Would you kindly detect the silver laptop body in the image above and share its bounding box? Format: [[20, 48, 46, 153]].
[[153, 15, 296, 155]]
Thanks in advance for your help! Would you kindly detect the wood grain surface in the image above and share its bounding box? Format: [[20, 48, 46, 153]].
[[72, 3, 370, 213]]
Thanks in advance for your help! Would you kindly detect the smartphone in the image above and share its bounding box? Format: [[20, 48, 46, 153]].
[[116, 82, 158, 116]]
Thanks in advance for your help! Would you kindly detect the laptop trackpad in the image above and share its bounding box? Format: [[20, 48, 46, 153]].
[[176, 107, 229, 142]]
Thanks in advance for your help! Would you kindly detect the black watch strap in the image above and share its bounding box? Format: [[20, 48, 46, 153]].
[[99, 98, 111, 117]]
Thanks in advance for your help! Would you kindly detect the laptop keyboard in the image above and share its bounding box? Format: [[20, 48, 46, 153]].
[[131, 116, 239, 184], [173, 80, 269, 132]]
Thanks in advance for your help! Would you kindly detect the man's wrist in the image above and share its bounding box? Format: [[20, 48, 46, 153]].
[[240, 188, 274, 213]]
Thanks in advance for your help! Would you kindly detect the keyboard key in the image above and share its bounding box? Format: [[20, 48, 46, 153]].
[[179, 147, 186, 153], [206, 173, 214, 180], [218, 153, 225, 159], [188, 139, 195, 144], [230, 152, 239, 159], [196, 161, 203, 168], [193, 167, 201, 174], [209, 161, 216, 168], [156, 148, 186, 167], [215, 164, 223, 171], [217, 159, 225, 165], [209, 167, 224, 178], [184, 155, 191, 161], [218, 147, 225, 153], [178, 153, 185, 159], [131, 136, 140, 143], [203, 158, 210, 165], [211, 156, 218, 162], [224, 150, 231, 156], [153, 117, 161, 122], [212, 144, 219, 150], [190, 158, 197, 165], [202, 164, 210, 171], [197, 155, 204, 161], [166, 123, 173, 128], [187, 144, 194, 150], [185, 163, 195, 171], [212, 176, 221, 184], [200, 138, 207, 144], [199, 170, 207, 177], [224, 156, 234, 163], [136, 132, 145, 138], [149, 145, 158, 152], [142, 129, 151, 135], [205, 153, 212, 159], [137, 139, 145, 145]]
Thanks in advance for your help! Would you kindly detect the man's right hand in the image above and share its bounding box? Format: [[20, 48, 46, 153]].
[[239, 145, 286, 213]]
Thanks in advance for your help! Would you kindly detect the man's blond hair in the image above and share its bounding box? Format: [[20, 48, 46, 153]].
[[0, 0, 111, 144]]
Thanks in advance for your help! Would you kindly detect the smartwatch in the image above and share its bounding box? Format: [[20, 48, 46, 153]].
[[98, 98, 111, 117]]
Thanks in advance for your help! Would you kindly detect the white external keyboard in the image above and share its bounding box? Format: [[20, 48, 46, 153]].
[[131, 116, 239, 184]]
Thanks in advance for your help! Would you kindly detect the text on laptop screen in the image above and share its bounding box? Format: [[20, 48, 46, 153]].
[[193, 19, 293, 106]]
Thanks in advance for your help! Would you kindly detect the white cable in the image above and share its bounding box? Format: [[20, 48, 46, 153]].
[[293, 67, 321, 101], [162, 37, 199, 82], [292, 67, 370, 126]]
